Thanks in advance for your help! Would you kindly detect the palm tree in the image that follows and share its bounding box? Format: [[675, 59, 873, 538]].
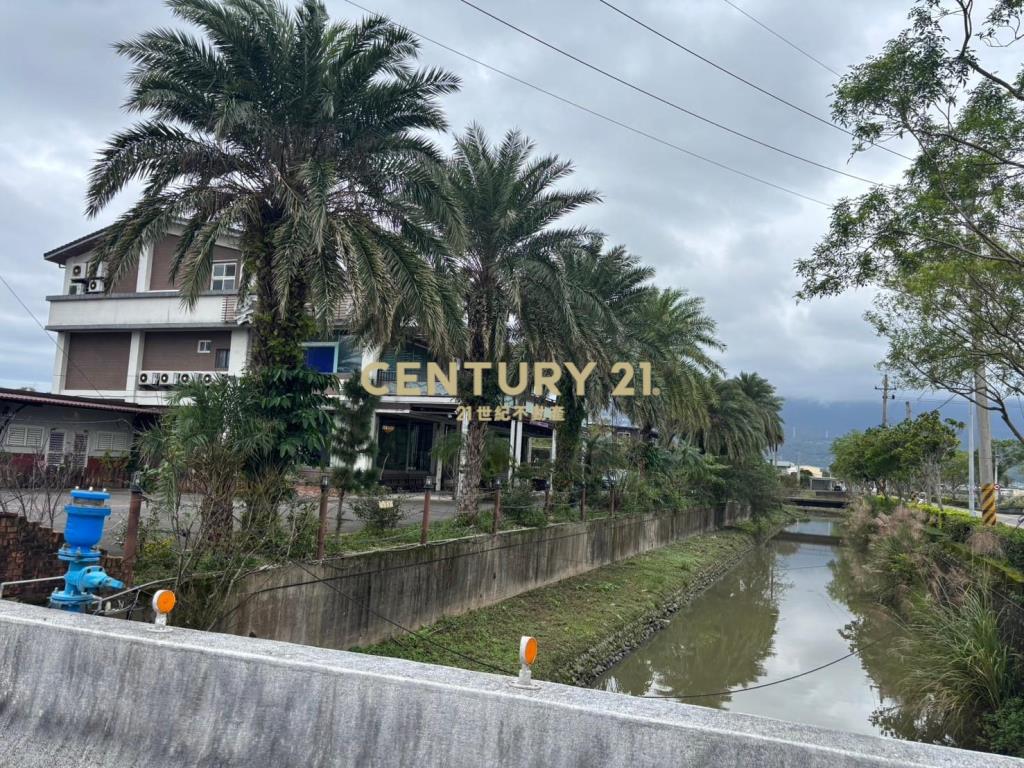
[[616, 288, 722, 441], [698, 374, 782, 462], [735, 371, 785, 452], [518, 236, 651, 490], [87, 0, 462, 368], [436, 125, 600, 518]]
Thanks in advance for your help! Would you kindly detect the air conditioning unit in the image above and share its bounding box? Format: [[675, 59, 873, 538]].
[[155, 371, 174, 387], [174, 371, 195, 385], [86, 278, 106, 293], [93, 261, 108, 279], [199, 372, 217, 385], [70, 264, 85, 279], [138, 371, 160, 388]]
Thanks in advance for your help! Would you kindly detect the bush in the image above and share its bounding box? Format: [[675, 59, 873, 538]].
[[351, 487, 404, 532], [716, 459, 781, 517], [914, 501, 1024, 573], [501, 482, 546, 527], [984, 697, 1024, 757], [894, 589, 1018, 748]]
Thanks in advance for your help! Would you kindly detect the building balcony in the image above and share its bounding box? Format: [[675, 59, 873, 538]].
[[46, 292, 241, 331]]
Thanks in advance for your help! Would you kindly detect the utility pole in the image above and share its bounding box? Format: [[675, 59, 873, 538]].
[[968, 403, 976, 515], [975, 369, 997, 525], [875, 374, 895, 426]]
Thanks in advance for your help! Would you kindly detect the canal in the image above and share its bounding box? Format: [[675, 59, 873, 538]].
[[595, 516, 903, 737]]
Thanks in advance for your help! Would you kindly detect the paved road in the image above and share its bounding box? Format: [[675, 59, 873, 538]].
[[2, 489, 470, 555]]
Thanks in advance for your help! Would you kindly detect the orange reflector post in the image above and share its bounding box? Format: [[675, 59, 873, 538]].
[[149, 589, 176, 632], [512, 636, 539, 689], [153, 589, 176, 615], [520, 636, 538, 666]]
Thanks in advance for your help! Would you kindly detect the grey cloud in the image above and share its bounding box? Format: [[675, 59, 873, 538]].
[[1, 0, 915, 399]]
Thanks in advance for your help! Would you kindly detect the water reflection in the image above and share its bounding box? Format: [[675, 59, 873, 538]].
[[595, 521, 902, 736]]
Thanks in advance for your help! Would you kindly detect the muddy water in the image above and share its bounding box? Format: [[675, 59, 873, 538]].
[[594, 517, 903, 736]]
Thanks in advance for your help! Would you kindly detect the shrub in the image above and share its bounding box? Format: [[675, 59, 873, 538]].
[[351, 487, 404, 532], [983, 697, 1024, 757], [914, 502, 1024, 574], [501, 483, 547, 527], [893, 589, 1018, 748], [843, 497, 881, 550]]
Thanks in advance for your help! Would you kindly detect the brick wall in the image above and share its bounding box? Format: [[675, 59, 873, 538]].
[[0, 514, 123, 600]]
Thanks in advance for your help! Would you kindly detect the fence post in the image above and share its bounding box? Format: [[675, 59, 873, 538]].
[[580, 484, 587, 521], [492, 483, 502, 535], [316, 473, 329, 560], [122, 471, 143, 585], [421, 476, 432, 546]]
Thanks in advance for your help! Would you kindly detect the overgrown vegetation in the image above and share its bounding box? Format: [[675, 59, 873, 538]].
[[356, 508, 795, 682], [840, 497, 1024, 755]]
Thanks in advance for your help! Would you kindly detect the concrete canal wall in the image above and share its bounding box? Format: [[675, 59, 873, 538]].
[[223, 503, 748, 649], [0, 600, 1011, 768]]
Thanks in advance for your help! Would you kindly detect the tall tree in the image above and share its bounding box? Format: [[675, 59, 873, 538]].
[[796, 0, 1024, 443], [434, 125, 600, 519], [87, 0, 462, 368]]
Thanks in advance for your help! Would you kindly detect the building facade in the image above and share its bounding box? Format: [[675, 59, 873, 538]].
[[44, 227, 554, 490]]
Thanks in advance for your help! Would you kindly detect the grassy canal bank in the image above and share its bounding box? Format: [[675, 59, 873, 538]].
[[356, 507, 797, 684]]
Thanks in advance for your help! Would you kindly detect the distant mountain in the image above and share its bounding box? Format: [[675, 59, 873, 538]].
[[775, 397, 1016, 470]]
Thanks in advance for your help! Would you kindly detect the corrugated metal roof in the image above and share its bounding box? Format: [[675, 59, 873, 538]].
[[0, 387, 161, 414]]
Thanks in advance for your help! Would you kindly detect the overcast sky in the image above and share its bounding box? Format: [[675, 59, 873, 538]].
[[0, 0, 921, 399]]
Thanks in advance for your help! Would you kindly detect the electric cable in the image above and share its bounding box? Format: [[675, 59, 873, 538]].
[[291, 560, 517, 675], [455, 0, 879, 184], [0, 271, 118, 401], [719, 0, 841, 78], [342, 0, 828, 207], [596, 0, 910, 164], [641, 631, 892, 700]]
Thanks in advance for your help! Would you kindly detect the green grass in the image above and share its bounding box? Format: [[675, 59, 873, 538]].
[[355, 507, 795, 682]]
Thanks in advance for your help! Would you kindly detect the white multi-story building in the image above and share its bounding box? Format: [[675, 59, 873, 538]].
[[44, 226, 552, 490]]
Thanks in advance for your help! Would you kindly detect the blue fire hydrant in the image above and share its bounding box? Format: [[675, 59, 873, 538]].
[[49, 488, 125, 612]]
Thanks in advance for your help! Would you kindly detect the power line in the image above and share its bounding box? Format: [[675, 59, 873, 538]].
[[0, 272, 112, 401], [292, 561, 516, 675], [455, 0, 879, 185], [643, 632, 891, 700], [597, 0, 912, 163], [342, 0, 827, 207], [719, 0, 842, 78]]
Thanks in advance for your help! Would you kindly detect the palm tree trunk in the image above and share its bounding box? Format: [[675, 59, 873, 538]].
[[553, 393, 585, 492], [457, 419, 487, 520], [247, 229, 309, 371]]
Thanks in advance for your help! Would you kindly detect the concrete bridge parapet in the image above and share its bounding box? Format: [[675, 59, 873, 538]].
[[0, 600, 1016, 767]]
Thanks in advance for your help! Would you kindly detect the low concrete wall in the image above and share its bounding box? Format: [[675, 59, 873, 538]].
[[0, 601, 1012, 768], [224, 503, 745, 649]]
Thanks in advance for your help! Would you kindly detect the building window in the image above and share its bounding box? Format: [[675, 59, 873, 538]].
[[197, 339, 212, 354], [303, 343, 337, 374], [211, 262, 237, 292], [95, 431, 130, 453], [215, 348, 230, 370], [5, 425, 44, 449]]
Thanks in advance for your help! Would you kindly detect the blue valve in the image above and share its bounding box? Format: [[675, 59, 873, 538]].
[[50, 488, 125, 612]]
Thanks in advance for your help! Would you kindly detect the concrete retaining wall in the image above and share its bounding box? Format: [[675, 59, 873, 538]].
[[224, 503, 745, 649], [0, 600, 1012, 768]]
